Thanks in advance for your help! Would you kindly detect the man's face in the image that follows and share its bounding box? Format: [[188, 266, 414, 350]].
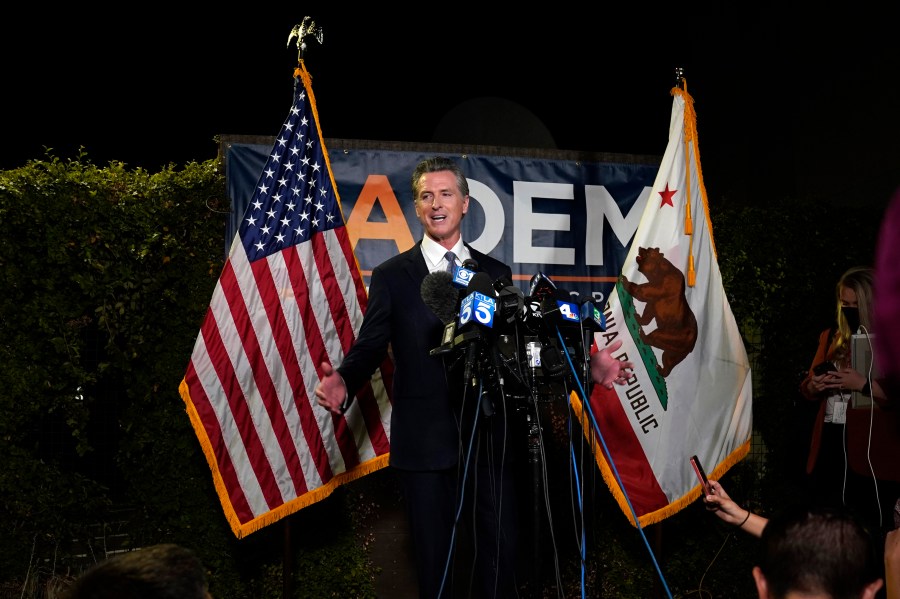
[[414, 170, 468, 247]]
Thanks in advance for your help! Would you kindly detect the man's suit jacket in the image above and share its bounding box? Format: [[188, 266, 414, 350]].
[[338, 240, 512, 471]]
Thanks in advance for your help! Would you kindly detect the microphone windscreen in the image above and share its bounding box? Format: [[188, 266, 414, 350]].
[[493, 275, 523, 322], [462, 258, 480, 271], [466, 272, 496, 297], [529, 272, 557, 300], [420, 270, 458, 325], [492, 275, 515, 293]]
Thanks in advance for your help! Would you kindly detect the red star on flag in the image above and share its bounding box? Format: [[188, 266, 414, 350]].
[[659, 183, 677, 207]]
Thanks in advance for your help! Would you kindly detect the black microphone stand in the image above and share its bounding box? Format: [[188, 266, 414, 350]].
[[526, 405, 543, 597]]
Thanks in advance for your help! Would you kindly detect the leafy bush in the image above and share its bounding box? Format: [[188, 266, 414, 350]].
[[0, 153, 373, 598]]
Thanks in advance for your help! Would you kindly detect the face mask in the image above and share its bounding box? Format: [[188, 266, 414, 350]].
[[841, 306, 860, 333]]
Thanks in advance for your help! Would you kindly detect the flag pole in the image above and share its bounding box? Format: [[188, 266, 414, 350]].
[[283, 516, 293, 599], [281, 18, 324, 599]]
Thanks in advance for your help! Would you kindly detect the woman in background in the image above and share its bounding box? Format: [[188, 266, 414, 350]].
[[799, 266, 894, 526]]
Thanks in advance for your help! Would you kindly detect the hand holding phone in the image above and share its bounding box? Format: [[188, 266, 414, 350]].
[[690, 455, 712, 496], [813, 361, 837, 376]]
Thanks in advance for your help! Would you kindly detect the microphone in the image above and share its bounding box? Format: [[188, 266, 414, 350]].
[[462, 258, 479, 271], [580, 300, 605, 332], [525, 273, 571, 380], [492, 274, 515, 295], [458, 272, 497, 386], [493, 275, 525, 326], [539, 295, 580, 328], [421, 270, 462, 355], [581, 299, 605, 348], [579, 299, 605, 381], [421, 270, 459, 325], [458, 272, 497, 331], [528, 271, 558, 301], [540, 343, 567, 379], [451, 258, 479, 289]]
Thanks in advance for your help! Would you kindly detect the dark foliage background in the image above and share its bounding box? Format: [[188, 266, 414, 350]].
[[0, 153, 883, 598]]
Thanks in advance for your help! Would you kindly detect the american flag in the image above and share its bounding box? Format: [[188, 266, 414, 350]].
[[179, 61, 393, 538]]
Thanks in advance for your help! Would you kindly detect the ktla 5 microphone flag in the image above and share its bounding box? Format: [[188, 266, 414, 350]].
[[179, 60, 393, 538], [572, 83, 753, 527]]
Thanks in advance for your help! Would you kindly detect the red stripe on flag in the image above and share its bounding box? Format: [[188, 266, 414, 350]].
[[329, 226, 392, 455], [356, 376, 392, 457], [590, 385, 668, 517], [312, 231, 356, 353], [184, 360, 255, 524], [335, 222, 370, 313], [248, 254, 322, 495], [280, 240, 360, 472], [308, 233, 366, 468], [215, 262, 286, 510]]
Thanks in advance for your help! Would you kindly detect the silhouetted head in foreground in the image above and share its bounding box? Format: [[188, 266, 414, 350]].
[[66, 543, 211, 599], [753, 504, 883, 599]]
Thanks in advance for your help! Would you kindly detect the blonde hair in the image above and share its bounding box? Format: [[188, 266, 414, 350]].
[[830, 266, 874, 362]]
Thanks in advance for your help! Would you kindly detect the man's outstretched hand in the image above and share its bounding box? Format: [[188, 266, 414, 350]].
[[314, 361, 349, 415], [590, 339, 634, 389]]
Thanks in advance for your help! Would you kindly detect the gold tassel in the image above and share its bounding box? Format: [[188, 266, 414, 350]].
[[678, 83, 700, 285], [683, 119, 694, 236]]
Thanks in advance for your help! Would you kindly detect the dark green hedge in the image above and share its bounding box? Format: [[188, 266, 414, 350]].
[[0, 153, 883, 598], [0, 153, 374, 598]]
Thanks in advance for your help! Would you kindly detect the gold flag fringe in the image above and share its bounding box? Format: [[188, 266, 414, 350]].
[[180, 378, 390, 538], [569, 390, 750, 528]]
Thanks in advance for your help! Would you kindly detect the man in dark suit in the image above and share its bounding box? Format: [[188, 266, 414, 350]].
[[316, 156, 632, 598]]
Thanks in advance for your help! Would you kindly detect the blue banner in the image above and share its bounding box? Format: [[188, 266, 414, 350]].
[[226, 143, 658, 304]]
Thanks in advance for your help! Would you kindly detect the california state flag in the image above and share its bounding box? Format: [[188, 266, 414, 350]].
[[573, 82, 753, 526]]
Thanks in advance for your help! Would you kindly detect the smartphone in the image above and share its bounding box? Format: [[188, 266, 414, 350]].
[[813, 361, 837, 376], [690, 455, 712, 496]]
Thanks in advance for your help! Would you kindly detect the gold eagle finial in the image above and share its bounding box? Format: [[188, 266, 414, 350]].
[[287, 17, 324, 60]]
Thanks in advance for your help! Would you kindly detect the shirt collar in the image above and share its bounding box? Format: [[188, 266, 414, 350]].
[[421, 237, 469, 273]]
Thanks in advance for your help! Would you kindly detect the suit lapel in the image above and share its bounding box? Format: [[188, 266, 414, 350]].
[[402, 241, 429, 285]]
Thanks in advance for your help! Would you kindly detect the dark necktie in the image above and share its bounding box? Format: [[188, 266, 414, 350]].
[[444, 251, 457, 274]]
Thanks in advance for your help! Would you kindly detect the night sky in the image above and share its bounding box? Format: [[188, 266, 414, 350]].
[[2, 10, 897, 211]]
